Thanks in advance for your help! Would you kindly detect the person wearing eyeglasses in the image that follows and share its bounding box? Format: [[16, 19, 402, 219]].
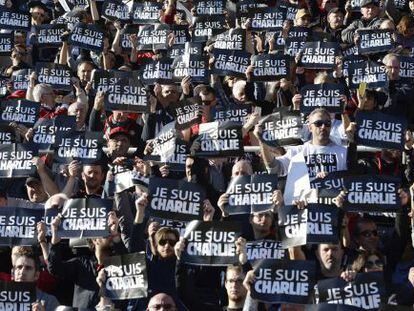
[[353, 218, 380, 252], [223, 265, 247, 311], [256, 107, 348, 181], [351, 250, 385, 273]]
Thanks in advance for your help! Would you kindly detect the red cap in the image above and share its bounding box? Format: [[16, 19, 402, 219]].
[[7, 90, 26, 99], [105, 126, 131, 140]]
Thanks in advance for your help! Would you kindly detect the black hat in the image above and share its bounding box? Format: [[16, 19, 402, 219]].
[[360, 0, 380, 7]]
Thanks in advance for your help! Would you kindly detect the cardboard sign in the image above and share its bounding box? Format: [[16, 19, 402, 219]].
[[69, 22, 105, 52], [104, 78, 149, 113], [182, 220, 241, 266], [278, 205, 307, 248], [196, 121, 244, 157], [300, 83, 346, 113], [344, 175, 401, 212], [36, 63, 72, 91], [0, 7, 30, 31], [165, 139, 188, 172], [58, 198, 112, 238], [310, 171, 347, 204], [398, 56, 414, 82], [213, 50, 251, 78], [285, 27, 309, 57], [194, 0, 225, 15], [214, 28, 246, 51], [54, 131, 103, 164], [92, 69, 131, 93], [355, 111, 407, 150], [0, 33, 12, 55], [137, 24, 170, 51], [151, 122, 176, 163], [249, 7, 285, 31], [192, 15, 226, 42], [300, 42, 340, 70], [102, 0, 130, 22], [11, 69, 33, 91], [32, 115, 76, 151], [0, 281, 36, 309], [102, 252, 148, 300], [317, 272, 385, 310], [225, 174, 278, 215], [246, 240, 287, 262], [347, 61, 387, 90], [171, 99, 201, 130], [0, 207, 43, 245], [250, 54, 290, 81], [0, 143, 38, 178], [0, 99, 40, 127], [213, 104, 252, 124], [171, 25, 190, 46], [34, 24, 67, 46], [357, 29, 393, 55], [251, 259, 316, 305], [306, 204, 339, 244], [120, 24, 139, 52], [139, 58, 173, 85], [131, 1, 162, 24], [148, 177, 205, 221], [259, 110, 303, 147], [350, 0, 362, 11], [0, 124, 15, 144], [172, 54, 209, 83]]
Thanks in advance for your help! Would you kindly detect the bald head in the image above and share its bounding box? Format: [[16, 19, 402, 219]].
[[147, 293, 177, 311], [232, 160, 253, 177]]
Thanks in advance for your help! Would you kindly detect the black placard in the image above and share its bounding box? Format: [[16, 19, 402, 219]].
[[213, 50, 251, 78], [102, 252, 148, 300], [0, 99, 40, 127], [0, 207, 43, 245], [350, 0, 362, 12], [69, 22, 105, 52], [306, 304, 365, 311], [171, 99, 201, 130], [347, 61, 387, 90], [343, 55, 365, 77], [171, 25, 190, 46], [357, 29, 393, 55], [300, 83, 346, 113], [344, 175, 401, 212], [194, 0, 225, 15], [196, 121, 244, 157], [214, 28, 246, 51], [0, 33, 12, 55], [250, 54, 290, 81], [0, 124, 15, 144], [149, 216, 187, 236], [0, 75, 8, 96], [36, 63, 72, 91], [120, 24, 139, 52], [251, 259, 316, 305], [249, 7, 285, 31], [32, 115, 76, 151], [131, 1, 162, 24], [300, 42, 340, 70], [34, 24, 67, 46], [317, 272, 385, 310], [148, 177, 205, 222], [259, 110, 303, 147], [182, 220, 241, 266], [398, 56, 414, 82], [278, 205, 307, 248], [54, 131, 103, 164], [137, 24, 170, 51], [246, 240, 287, 262], [284, 27, 309, 57], [139, 58, 173, 85], [311, 171, 347, 204], [0, 7, 30, 31], [102, 0, 130, 22], [355, 111, 407, 150], [306, 204, 339, 244], [166, 139, 188, 172], [150, 121, 176, 163], [58, 198, 112, 238], [172, 54, 209, 83], [225, 174, 278, 215], [213, 104, 252, 123], [0, 144, 38, 178], [0, 281, 36, 309], [104, 77, 149, 113], [11, 69, 33, 91], [192, 15, 226, 42], [92, 69, 131, 93]]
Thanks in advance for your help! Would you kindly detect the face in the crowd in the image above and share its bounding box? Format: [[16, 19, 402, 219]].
[[410, 0, 414, 12], [41, 89, 56, 107], [13, 256, 39, 283], [296, 14, 311, 27], [92, 237, 112, 251], [26, 181, 48, 203], [355, 222, 379, 251], [384, 57, 400, 81], [160, 85, 180, 105], [77, 62, 93, 85], [361, 4, 379, 20], [308, 112, 331, 145], [363, 93, 376, 110], [147, 293, 177, 311], [364, 254, 384, 273], [112, 111, 129, 123], [199, 92, 217, 107], [231, 161, 252, 177], [319, 0, 338, 11], [156, 233, 177, 259], [185, 157, 196, 182], [316, 243, 344, 276], [31, 6, 45, 25], [82, 165, 105, 192], [108, 133, 131, 158], [250, 212, 273, 236], [232, 84, 246, 102], [328, 12, 344, 29], [225, 269, 247, 304], [68, 102, 87, 128]]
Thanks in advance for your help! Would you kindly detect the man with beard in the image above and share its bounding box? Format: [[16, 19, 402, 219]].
[[315, 243, 345, 280], [223, 265, 247, 311]]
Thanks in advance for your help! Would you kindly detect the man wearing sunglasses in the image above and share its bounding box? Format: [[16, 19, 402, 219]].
[[257, 108, 347, 181]]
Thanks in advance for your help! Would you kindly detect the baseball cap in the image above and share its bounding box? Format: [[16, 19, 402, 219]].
[[105, 126, 131, 141], [360, 0, 380, 7]]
